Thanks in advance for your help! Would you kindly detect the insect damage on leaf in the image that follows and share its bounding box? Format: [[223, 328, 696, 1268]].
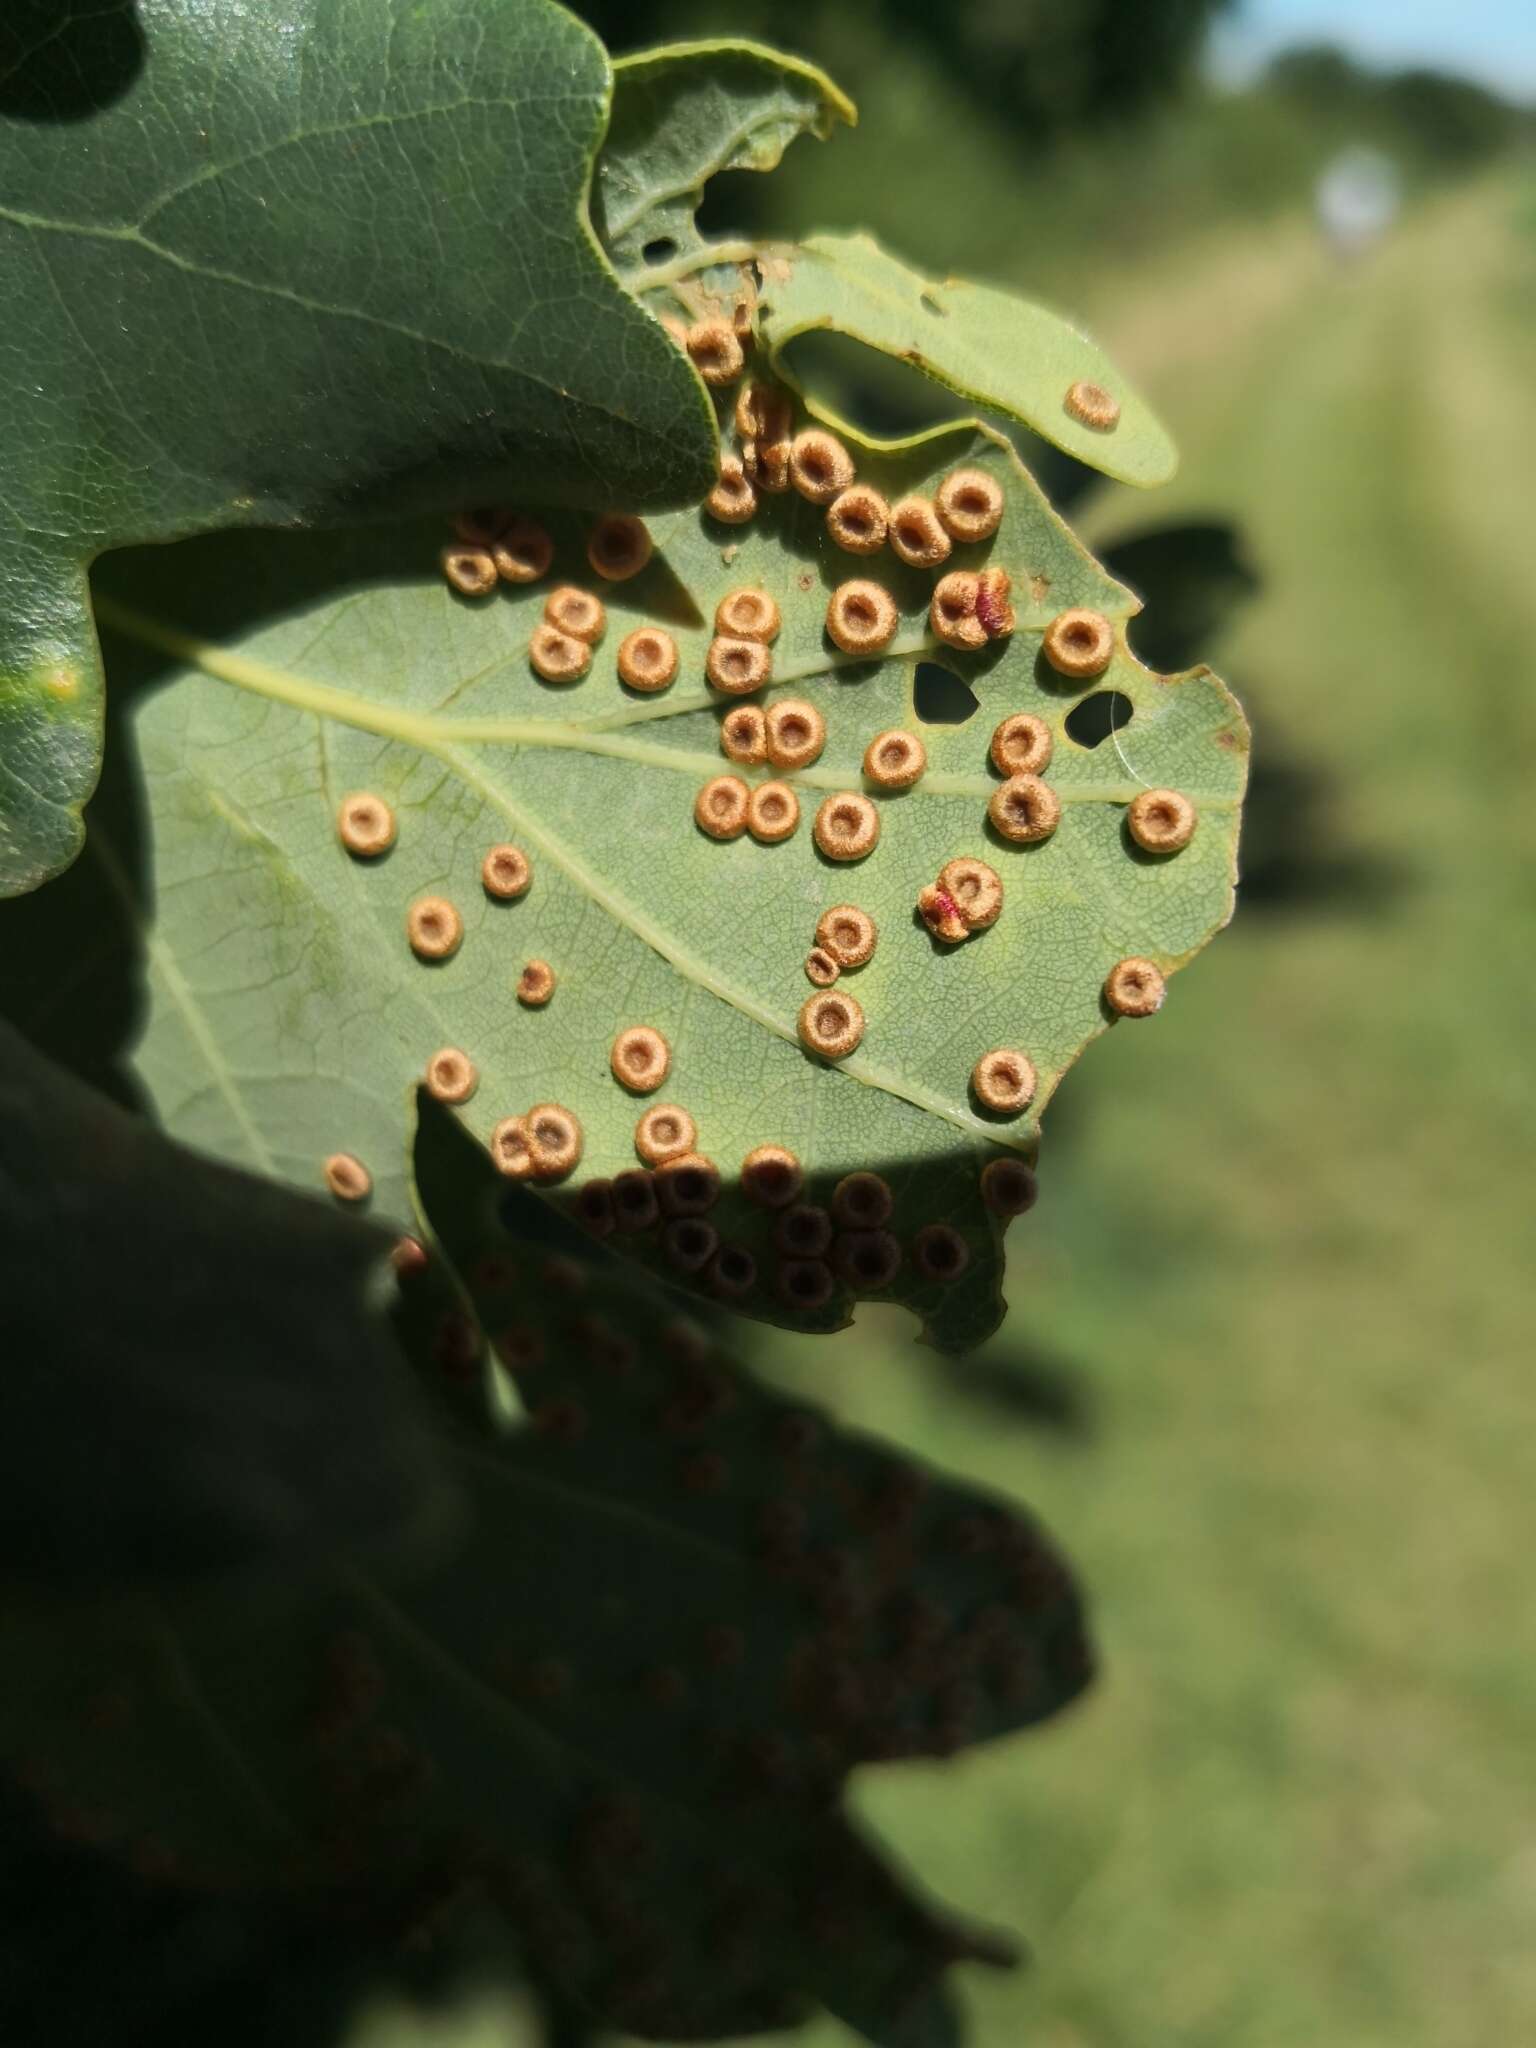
[[76, 337, 1244, 1352], [40, 32, 1248, 1355]]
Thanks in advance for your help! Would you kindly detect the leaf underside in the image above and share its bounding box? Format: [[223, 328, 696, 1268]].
[[0, 0, 715, 896], [756, 233, 1180, 487], [66, 386, 1243, 1352], [0, 1104, 1089, 2044]]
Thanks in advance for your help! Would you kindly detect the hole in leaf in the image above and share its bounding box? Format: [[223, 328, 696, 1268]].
[[642, 237, 679, 265], [913, 662, 980, 727], [1064, 690, 1134, 749]]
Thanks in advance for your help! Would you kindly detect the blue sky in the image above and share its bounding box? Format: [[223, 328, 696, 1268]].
[[1211, 0, 1536, 98]]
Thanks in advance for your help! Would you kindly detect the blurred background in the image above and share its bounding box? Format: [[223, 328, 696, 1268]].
[[12, 4, 1531, 2047], [598, 1, 1533, 2043]]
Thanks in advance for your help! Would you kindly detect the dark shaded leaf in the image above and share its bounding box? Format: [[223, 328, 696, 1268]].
[[0, 1094, 1090, 2043], [0, 0, 716, 894], [0, 1021, 451, 1584]]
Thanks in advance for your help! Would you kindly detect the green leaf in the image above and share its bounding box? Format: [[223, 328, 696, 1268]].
[[0, 0, 717, 897], [51, 386, 1242, 1350], [594, 39, 855, 278], [757, 232, 1180, 487], [0, 1020, 452, 1585], [0, 1103, 1087, 2044]]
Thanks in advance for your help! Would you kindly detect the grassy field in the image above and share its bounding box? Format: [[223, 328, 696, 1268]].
[[720, 178, 1536, 2048], [350, 180, 1536, 2048]]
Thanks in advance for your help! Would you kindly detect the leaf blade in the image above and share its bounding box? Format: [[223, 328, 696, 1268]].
[[0, 0, 718, 895], [758, 232, 1180, 485]]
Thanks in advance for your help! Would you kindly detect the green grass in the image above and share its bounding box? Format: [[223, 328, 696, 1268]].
[[720, 181, 1536, 2048]]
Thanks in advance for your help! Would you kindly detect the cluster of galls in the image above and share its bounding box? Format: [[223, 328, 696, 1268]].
[[369, 1225, 1090, 2038]]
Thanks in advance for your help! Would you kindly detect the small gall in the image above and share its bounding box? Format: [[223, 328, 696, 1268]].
[[492, 516, 554, 585], [1104, 956, 1167, 1018], [975, 566, 1016, 640], [573, 1179, 616, 1237], [744, 435, 791, 493], [678, 1449, 728, 1495], [611, 1025, 671, 1095], [525, 1102, 583, 1181], [715, 587, 781, 644], [798, 992, 865, 1060], [517, 958, 556, 1007], [635, 1104, 696, 1165], [972, 1048, 1037, 1115], [720, 703, 768, 765], [1043, 607, 1115, 679], [735, 380, 793, 447], [935, 468, 1005, 543], [816, 904, 877, 967], [988, 773, 1061, 845], [826, 580, 899, 656], [442, 544, 497, 598], [531, 1397, 587, 1443], [1127, 788, 1196, 854], [706, 635, 772, 696], [777, 1258, 835, 1310], [587, 515, 652, 582], [481, 843, 532, 899], [611, 1169, 660, 1233], [685, 318, 744, 386], [747, 780, 799, 844], [914, 1223, 970, 1282], [616, 626, 678, 694], [544, 584, 606, 645], [813, 792, 881, 862], [656, 1153, 722, 1217], [695, 774, 750, 839], [990, 713, 1053, 778], [709, 1245, 757, 1299], [832, 1229, 902, 1292], [831, 1171, 893, 1229], [490, 1117, 536, 1180], [1065, 379, 1121, 432], [663, 1218, 719, 1275], [981, 1157, 1038, 1216], [931, 570, 986, 651], [425, 1046, 477, 1104], [406, 896, 463, 962], [775, 1204, 832, 1257], [324, 1152, 371, 1203], [917, 883, 968, 944], [826, 484, 889, 555], [889, 496, 951, 568], [337, 791, 396, 858], [863, 729, 926, 791], [939, 856, 1003, 929], [529, 624, 590, 683], [789, 428, 855, 504], [805, 946, 840, 987], [391, 1234, 429, 1276], [764, 699, 826, 770], [741, 1144, 803, 1209], [453, 506, 511, 547], [706, 454, 757, 526]]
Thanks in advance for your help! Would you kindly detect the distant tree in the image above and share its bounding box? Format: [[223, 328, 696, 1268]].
[[574, 0, 1234, 149]]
